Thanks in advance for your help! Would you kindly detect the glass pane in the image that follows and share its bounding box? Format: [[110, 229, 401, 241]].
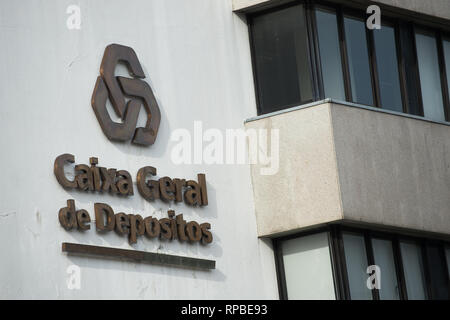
[[443, 40, 450, 108], [400, 241, 427, 300], [281, 232, 336, 300], [252, 5, 313, 114], [342, 233, 373, 300], [372, 238, 400, 299], [344, 17, 373, 106], [446, 247, 450, 278], [315, 8, 345, 100], [399, 24, 422, 116], [415, 31, 445, 121], [426, 245, 449, 299], [373, 26, 403, 112]]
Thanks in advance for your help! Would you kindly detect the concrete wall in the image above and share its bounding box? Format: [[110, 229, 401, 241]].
[[0, 0, 279, 299], [331, 103, 450, 236], [247, 102, 450, 238], [375, 0, 450, 20], [245, 103, 343, 237]]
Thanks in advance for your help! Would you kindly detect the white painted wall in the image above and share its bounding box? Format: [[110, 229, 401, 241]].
[[0, 0, 279, 299]]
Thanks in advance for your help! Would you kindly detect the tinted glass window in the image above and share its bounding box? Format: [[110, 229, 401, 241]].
[[252, 5, 313, 114], [373, 26, 403, 112], [342, 233, 373, 300], [344, 17, 373, 106], [443, 39, 450, 111], [415, 31, 446, 121], [398, 24, 422, 116], [372, 238, 400, 299], [446, 247, 450, 278], [316, 8, 345, 100], [426, 245, 449, 299], [400, 241, 427, 300]]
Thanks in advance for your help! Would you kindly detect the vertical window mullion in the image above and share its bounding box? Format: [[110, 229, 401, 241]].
[[411, 24, 426, 117], [392, 237, 409, 300], [336, 6, 352, 102], [366, 27, 382, 108], [436, 31, 450, 122], [329, 226, 350, 300], [364, 232, 380, 300], [327, 229, 341, 299], [421, 241, 433, 299], [305, 0, 323, 101], [273, 239, 288, 300], [439, 244, 450, 299], [395, 20, 410, 114]]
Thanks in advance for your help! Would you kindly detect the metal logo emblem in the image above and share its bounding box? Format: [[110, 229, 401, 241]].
[[91, 44, 161, 146]]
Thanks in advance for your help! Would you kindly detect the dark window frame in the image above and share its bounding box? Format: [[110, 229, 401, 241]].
[[273, 225, 450, 300], [247, 1, 316, 115], [248, 0, 450, 121]]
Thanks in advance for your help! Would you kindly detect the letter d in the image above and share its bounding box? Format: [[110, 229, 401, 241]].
[[94, 203, 115, 231]]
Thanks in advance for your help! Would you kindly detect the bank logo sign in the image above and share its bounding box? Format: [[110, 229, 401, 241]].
[[54, 44, 216, 270], [91, 44, 160, 146]]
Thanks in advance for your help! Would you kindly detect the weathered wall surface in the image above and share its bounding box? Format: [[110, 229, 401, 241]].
[[331, 103, 450, 236], [0, 0, 278, 299], [245, 104, 343, 237], [248, 102, 450, 238], [375, 0, 450, 20]]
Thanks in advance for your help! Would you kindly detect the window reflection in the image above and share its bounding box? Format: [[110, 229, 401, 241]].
[[252, 5, 313, 114], [415, 31, 446, 121], [400, 241, 427, 300], [373, 26, 403, 112], [344, 17, 373, 106], [316, 8, 346, 100]]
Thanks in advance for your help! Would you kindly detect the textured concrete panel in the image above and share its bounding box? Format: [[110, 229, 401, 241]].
[[375, 0, 450, 20], [248, 102, 450, 238], [246, 104, 343, 237], [331, 103, 450, 235]]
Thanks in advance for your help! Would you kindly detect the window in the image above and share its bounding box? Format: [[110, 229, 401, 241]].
[[342, 232, 372, 300], [251, 4, 313, 115], [315, 8, 345, 100], [344, 16, 374, 106], [373, 25, 403, 112], [249, 1, 450, 122], [415, 30, 446, 121], [400, 241, 427, 299], [371, 238, 400, 299], [425, 244, 450, 299], [398, 23, 422, 116], [274, 226, 450, 300], [280, 232, 335, 299]]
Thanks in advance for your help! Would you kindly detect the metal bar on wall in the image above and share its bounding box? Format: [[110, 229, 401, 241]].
[[62, 242, 216, 270]]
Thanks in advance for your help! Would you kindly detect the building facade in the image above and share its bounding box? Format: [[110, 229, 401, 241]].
[[0, 0, 449, 299]]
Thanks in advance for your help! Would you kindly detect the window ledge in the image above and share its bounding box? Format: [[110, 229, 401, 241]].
[[245, 98, 450, 128]]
